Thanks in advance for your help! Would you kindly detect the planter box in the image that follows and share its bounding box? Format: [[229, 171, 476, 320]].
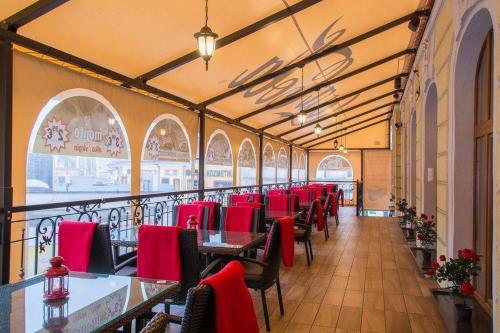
[[409, 246, 435, 275], [430, 289, 492, 332]]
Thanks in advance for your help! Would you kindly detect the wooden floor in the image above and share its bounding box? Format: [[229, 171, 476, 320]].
[[251, 208, 448, 333]]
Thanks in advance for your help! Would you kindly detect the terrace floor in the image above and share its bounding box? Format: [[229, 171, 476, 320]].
[[252, 207, 447, 333]]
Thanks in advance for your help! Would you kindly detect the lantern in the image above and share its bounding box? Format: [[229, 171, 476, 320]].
[[187, 214, 198, 229], [44, 256, 69, 300], [314, 123, 322, 137], [43, 297, 69, 333], [297, 111, 307, 125], [194, 0, 218, 70]]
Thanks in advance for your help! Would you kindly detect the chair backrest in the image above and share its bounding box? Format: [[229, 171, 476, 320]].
[[88, 224, 115, 274], [140, 312, 169, 333], [262, 222, 282, 286], [266, 194, 290, 216], [178, 229, 201, 297], [305, 200, 318, 227], [192, 201, 221, 230], [235, 202, 265, 232], [323, 194, 334, 219], [221, 206, 258, 232], [180, 284, 215, 333], [174, 204, 206, 229]]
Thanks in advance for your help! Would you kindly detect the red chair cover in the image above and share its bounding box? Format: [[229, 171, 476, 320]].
[[137, 225, 181, 281], [200, 261, 259, 333], [330, 192, 339, 216], [224, 206, 254, 232], [192, 201, 216, 230], [314, 199, 324, 231], [229, 194, 248, 205], [289, 194, 299, 212], [267, 189, 284, 196], [58, 221, 98, 272], [293, 189, 310, 205], [176, 204, 204, 229], [326, 184, 336, 193], [267, 194, 289, 217], [263, 217, 294, 267], [338, 188, 345, 206], [236, 202, 262, 209], [245, 193, 261, 203]]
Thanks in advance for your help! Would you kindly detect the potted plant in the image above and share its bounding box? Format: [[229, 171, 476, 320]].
[[413, 213, 436, 262], [428, 248, 481, 321], [396, 199, 408, 224]]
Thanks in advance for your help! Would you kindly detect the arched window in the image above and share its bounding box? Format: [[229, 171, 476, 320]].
[[141, 115, 192, 192], [237, 138, 256, 186], [298, 151, 307, 181], [27, 89, 131, 204], [262, 143, 276, 184], [277, 148, 288, 183], [205, 130, 233, 188], [315, 155, 353, 181], [291, 151, 299, 181]]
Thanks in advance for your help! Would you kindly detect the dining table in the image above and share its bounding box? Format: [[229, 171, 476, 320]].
[[0, 272, 179, 332], [110, 227, 266, 257]]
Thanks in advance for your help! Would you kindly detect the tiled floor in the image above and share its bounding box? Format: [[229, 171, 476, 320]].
[[251, 208, 448, 333]]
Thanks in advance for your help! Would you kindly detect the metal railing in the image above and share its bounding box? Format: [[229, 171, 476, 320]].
[[1, 180, 362, 281]]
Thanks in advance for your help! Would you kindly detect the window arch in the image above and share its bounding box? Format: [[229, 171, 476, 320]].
[[262, 143, 276, 184], [205, 130, 233, 188], [140, 114, 193, 192], [291, 151, 299, 181], [277, 148, 288, 183], [315, 155, 353, 181], [237, 138, 256, 186], [27, 88, 131, 204], [298, 151, 307, 181]]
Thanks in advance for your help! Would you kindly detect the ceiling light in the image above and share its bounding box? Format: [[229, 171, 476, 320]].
[[160, 128, 166, 136], [296, 66, 306, 125], [339, 144, 344, 151], [194, 0, 218, 71], [333, 139, 338, 150], [314, 123, 322, 136]]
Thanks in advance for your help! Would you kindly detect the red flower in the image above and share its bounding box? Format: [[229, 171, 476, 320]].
[[459, 248, 480, 263], [420, 213, 428, 220], [431, 261, 440, 269], [417, 233, 424, 240], [425, 269, 434, 276], [439, 255, 446, 261], [460, 281, 475, 296]]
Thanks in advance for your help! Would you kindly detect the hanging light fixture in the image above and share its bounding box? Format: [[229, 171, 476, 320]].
[[297, 66, 307, 125], [333, 139, 338, 150], [194, 0, 218, 71], [314, 89, 322, 137]]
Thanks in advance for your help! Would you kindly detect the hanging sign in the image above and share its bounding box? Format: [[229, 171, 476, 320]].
[[143, 118, 190, 162], [33, 96, 128, 159]]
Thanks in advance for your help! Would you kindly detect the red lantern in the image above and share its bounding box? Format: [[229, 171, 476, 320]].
[[187, 214, 198, 229], [44, 256, 69, 300]]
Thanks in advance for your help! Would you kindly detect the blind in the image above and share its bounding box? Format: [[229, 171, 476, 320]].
[[363, 150, 392, 211]]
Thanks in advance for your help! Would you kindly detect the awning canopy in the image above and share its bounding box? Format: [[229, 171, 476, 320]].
[[1, 0, 432, 149]]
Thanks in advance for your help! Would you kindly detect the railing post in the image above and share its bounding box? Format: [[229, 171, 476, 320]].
[[0, 34, 13, 284], [305, 149, 310, 184], [258, 133, 263, 193], [198, 109, 205, 200]]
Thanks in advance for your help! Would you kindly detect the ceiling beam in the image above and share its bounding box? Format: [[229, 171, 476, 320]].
[[301, 111, 392, 146], [236, 48, 415, 122], [259, 73, 407, 131], [306, 117, 390, 148], [201, 9, 429, 106], [136, 0, 322, 81], [290, 102, 395, 142], [1, 0, 69, 31], [0, 28, 304, 149], [278, 90, 399, 137]]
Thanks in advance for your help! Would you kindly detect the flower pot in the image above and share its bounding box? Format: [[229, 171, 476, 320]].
[[457, 305, 472, 321]]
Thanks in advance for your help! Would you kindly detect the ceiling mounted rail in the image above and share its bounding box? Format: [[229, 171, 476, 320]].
[[1, 0, 69, 31], [136, 0, 322, 81], [290, 102, 395, 142], [278, 90, 400, 137], [306, 116, 391, 148], [300, 110, 392, 146], [259, 73, 407, 131], [200, 9, 429, 106], [236, 48, 415, 122]]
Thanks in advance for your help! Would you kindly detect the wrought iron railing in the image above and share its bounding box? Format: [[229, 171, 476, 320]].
[[2, 180, 362, 281]]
